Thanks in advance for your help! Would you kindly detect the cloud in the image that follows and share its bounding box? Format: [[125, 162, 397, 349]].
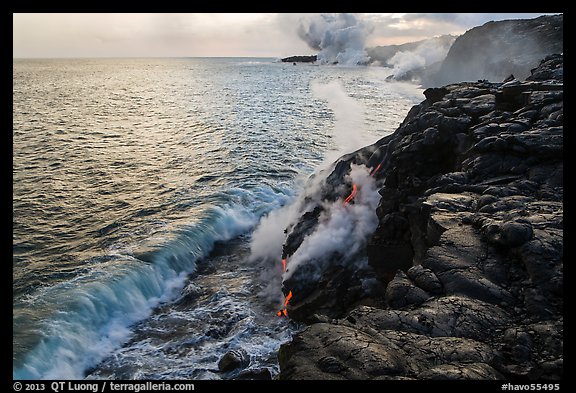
[[14, 13, 558, 60], [363, 13, 557, 47], [403, 13, 557, 28], [13, 13, 311, 58]]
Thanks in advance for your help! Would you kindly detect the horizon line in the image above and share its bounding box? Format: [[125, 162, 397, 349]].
[[13, 55, 290, 60]]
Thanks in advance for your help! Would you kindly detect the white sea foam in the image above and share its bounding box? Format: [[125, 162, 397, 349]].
[[13, 189, 287, 380]]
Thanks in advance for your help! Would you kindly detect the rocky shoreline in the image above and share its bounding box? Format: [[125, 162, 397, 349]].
[[276, 54, 563, 380], [281, 55, 318, 63]]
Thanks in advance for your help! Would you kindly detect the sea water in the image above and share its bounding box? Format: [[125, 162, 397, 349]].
[[13, 57, 422, 379]]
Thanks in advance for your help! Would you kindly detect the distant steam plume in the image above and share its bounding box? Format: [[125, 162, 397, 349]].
[[297, 13, 372, 66], [388, 37, 455, 80]]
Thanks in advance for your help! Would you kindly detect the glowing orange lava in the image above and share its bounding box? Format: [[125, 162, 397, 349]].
[[343, 163, 381, 207], [370, 163, 382, 177], [277, 290, 293, 317], [343, 183, 358, 206], [276, 163, 384, 317]]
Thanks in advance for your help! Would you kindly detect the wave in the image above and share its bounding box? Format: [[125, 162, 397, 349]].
[[13, 185, 294, 380]]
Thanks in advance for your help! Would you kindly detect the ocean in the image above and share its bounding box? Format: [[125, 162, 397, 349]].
[[13, 57, 423, 379]]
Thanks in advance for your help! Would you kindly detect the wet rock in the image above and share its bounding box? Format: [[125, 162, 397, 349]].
[[174, 282, 203, 307], [218, 349, 250, 372], [235, 367, 272, 380]]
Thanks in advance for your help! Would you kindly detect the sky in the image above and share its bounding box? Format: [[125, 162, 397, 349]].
[[13, 13, 558, 58]]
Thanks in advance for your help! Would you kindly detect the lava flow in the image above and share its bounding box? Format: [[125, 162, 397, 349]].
[[343, 161, 383, 206], [370, 163, 382, 177], [342, 183, 358, 206], [277, 162, 385, 317], [277, 257, 292, 317], [277, 290, 293, 317]]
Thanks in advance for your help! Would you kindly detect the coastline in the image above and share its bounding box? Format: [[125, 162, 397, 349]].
[[277, 54, 563, 380]]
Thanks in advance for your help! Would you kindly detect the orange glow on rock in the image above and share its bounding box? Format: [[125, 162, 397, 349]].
[[281, 258, 287, 273], [284, 290, 293, 307], [370, 163, 382, 177], [343, 183, 358, 206], [277, 290, 293, 317]]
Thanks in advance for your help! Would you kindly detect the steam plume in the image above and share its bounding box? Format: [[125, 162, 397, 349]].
[[310, 79, 366, 159], [389, 38, 453, 80], [249, 79, 372, 305], [283, 164, 380, 281], [297, 13, 372, 66], [249, 78, 367, 266]]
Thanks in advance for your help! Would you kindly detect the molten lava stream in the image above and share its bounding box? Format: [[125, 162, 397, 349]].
[[343, 183, 358, 206], [370, 163, 382, 177], [277, 163, 381, 317], [277, 290, 293, 317]]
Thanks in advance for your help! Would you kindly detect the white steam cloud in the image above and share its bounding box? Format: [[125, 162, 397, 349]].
[[297, 13, 372, 66], [283, 164, 380, 280], [249, 175, 331, 307], [249, 171, 327, 306], [311, 79, 366, 160], [249, 79, 374, 304], [388, 37, 454, 80], [249, 200, 302, 264]]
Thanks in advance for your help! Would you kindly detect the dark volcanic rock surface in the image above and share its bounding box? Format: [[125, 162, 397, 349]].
[[218, 349, 250, 372], [281, 55, 317, 63], [277, 54, 563, 380]]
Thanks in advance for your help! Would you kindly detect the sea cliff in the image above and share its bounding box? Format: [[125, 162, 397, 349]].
[[277, 54, 563, 380]]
